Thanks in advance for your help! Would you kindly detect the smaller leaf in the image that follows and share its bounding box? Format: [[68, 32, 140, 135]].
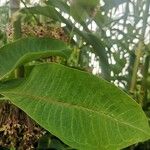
[[21, 6, 59, 21], [0, 37, 71, 80]]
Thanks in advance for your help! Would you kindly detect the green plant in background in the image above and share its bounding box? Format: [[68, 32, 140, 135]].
[[0, 1, 9, 46], [0, 0, 150, 149]]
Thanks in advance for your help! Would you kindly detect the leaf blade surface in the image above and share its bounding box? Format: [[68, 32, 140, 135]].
[[1, 63, 150, 150], [0, 37, 71, 80]]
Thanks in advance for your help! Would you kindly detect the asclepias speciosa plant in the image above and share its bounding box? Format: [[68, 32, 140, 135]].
[[0, 37, 150, 150]]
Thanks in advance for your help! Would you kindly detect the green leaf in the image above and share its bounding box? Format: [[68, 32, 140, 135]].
[[0, 37, 71, 80], [84, 33, 110, 79], [46, 0, 70, 14], [0, 63, 150, 150], [70, 0, 99, 21], [21, 6, 61, 22]]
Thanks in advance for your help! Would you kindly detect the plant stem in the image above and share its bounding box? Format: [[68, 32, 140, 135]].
[[15, 65, 24, 78], [129, 42, 144, 93], [129, 0, 150, 94], [9, 0, 20, 17], [142, 55, 150, 109], [20, 0, 40, 24]]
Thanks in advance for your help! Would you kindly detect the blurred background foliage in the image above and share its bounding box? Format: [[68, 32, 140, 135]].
[[0, 0, 150, 149]]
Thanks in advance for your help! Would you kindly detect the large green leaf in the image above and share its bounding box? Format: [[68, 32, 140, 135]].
[[0, 37, 71, 80], [0, 63, 150, 150]]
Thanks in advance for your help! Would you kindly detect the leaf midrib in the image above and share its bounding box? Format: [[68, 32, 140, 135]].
[[3, 91, 149, 136]]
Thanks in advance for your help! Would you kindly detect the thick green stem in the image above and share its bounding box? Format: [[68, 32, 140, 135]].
[[142, 54, 150, 109], [130, 42, 144, 93], [9, 0, 20, 17], [13, 16, 22, 40], [129, 0, 150, 94], [15, 65, 25, 78], [10, 0, 25, 78]]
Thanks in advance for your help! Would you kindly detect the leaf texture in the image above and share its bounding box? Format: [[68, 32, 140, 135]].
[[0, 63, 150, 150], [0, 37, 71, 80]]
